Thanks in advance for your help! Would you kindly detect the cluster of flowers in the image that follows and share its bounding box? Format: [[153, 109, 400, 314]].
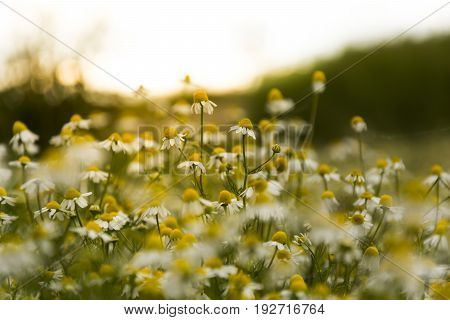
[[0, 72, 448, 300]]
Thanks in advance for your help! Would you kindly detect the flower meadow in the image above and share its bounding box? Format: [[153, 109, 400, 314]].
[[0, 72, 448, 300]]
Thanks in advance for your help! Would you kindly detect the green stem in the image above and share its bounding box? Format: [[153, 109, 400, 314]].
[[267, 247, 278, 269], [375, 170, 384, 196], [99, 152, 114, 208], [370, 208, 386, 243], [306, 93, 319, 148], [242, 134, 248, 208]]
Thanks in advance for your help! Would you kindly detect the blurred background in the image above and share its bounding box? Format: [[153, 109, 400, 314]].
[[0, 0, 449, 153]]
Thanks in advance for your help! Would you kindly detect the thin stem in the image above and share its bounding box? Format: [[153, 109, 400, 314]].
[[99, 152, 114, 208], [394, 170, 400, 199], [375, 170, 385, 196], [370, 208, 386, 243], [21, 166, 33, 223], [249, 153, 275, 174], [242, 134, 248, 208], [267, 247, 278, 269], [199, 102, 205, 194], [306, 93, 319, 148], [74, 206, 83, 227], [435, 180, 440, 228], [156, 213, 163, 245]]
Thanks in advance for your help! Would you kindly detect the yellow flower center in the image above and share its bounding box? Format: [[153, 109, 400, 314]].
[[19, 156, 31, 164], [259, 119, 275, 132], [108, 132, 122, 142], [193, 89, 209, 103], [364, 246, 379, 257], [218, 190, 233, 204], [189, 152, 201, 162], [376, 159, 388, 169], [0, 187, 7, 197], [13, 121, 28, 134], [267, 88, 284, 101], [431, 164, 443, 175], [164, 216, 178, 229], [213, 147, 226, 155], [255, 192, 271, 204], [361, 191, 373, 199], [277, 249, 291, 260], [163, 127, 178, 139], [170, 228, 183, 241], [64, 188, 81, 199], [275, 156, 288, 172], [318, 163, 331, 175], [46, 200, 60, 210], [238, 118, 253, 129], [251, 179, 268, 193], [351, 116, 365, 125], [204, 124, 218, 133], [435, 220, 447, 235], [321, 190, 335, 199], [379, 194, 393, 207], [229, 272, 251, 288], [290, 275, 307, 292], [312, 70, 326, 83], [183, 188, 199, 202], [86, 165, 99, 171], [70, 114, 82, 122], [99, 264, 116, 277], [173, 258, 192, 275], [100, 212, 118, 222], [85, 221, 102, 233], [351, 213, 365, 225], [121, 132, 135, 143], [272, 231, 288, 244], [205, 257, 223, 269]]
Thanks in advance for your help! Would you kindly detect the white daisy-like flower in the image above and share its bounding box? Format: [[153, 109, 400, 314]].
[[81, 165, 108, 184], [203, 257, 237, 279], [98, 133, 131, 154], [321, 190, 340, 212], [246, 193, 286, 222], [9, 121, 39, 155], [211, 190, 243, 215], [181, 188, 204, 216], [351, 116, 367, 133], [353, 191, 379, 211], [312, 70, 326, 94], [20, 178, 55, 196], [345, 169, 366, 195], [360, 246, 380, 272], [315, 163, 340, 183], [72, 220, 112, 242], [34, 201, 70, 221], [203, 124, 225, 145], [61, 188, 92, 211], [138, 131, 158, 151], [245, 178, 282, 199], [177, 153, 206, 175], [191, 89, 217, 115], [207, 147, 237, 169], [346, 210, 373, 238], [160, 127, 185, 150], [63, 114, 91, 131], [424, 220, 448, 252], [50, 126, 74, 147], [423, 164, 450, 188], [388, 156, 406, 172], [0, 211, 18, 225], [172, 99, 191, 116], [135, 200, 170, 226], [0, 187, 15, 206], [229, 118, 256, 140], [96, 211, 129, 231], [374, 194, 404, 222], [266, 88, 294, 115], [9, 156, 38, 170], [0, 168, 12, 183]]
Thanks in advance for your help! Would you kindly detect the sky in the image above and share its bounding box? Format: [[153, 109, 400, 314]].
[[0, 0, 449, 94]]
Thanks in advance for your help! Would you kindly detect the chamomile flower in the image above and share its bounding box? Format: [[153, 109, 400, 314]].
[[321, 190, 339, 212], [81, 165, 108, 183], [213, 190, 243, 215], [171, 99, 191, 116], [229, 118, 256, 140], [424, 219, 448, 252], [203, 257, 237, 279], [63, 114, 91, 131], [34, 201, 70, 221], [207, 147, 236, 168], [374, 194, 404, 222], [388, 156, 406, 172], [0, 187, 16, 206], [138, 131, 158, 151], [264, 230, 288, 250], [20, 178, 55, 196], [353, 191, 379, 211], [99, 133, 131, 154], [345, 169, 366, 195], [351, 116, 367, 133], [191, 89, 217, 115], [226, 271, 262, 300], [9, 155, 38, 169], [182, 188, 204, 216], [0, 211, 17, 226], [160, 127, 185, 150], [246, 192, 286, 222], [347, 210, 373, 238], [423, 164, 450, 188], [9, 121, 39, 155], [177, 152, 206, 175], [266, 88, 294, 115], [96, 211, 129, 231], [245, 178, 282, 199], [50, 127, 74, 147], [312, 70, 326, 93], [203, 124, 225, 145], [361, 246, 380, 272], [61, 188, 92, 211], [72, 220, 112, 242]]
